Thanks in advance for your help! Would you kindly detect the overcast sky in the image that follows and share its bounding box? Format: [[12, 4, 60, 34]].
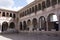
[[0, 0, 34, 11]]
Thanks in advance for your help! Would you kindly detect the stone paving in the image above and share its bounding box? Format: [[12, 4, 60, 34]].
[[0, 31, 60, 40]]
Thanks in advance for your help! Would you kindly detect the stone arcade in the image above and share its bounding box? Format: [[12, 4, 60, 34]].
[[0, 0, 60, 33]]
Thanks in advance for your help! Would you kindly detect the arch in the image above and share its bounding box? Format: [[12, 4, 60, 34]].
[[32, 18, 37, 31], [20, 22, 23, 30], [23, 21, 27, 30], [27, 19, 31, 30], [2, 22, 8, 32], [47, 13, 59, 31], [9, 22, 15, 29], [39, 16, 46, 31], [47, 13, 55, 22]]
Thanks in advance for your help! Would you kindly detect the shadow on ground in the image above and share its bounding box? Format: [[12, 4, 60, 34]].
[[0, 32, 60, 40]]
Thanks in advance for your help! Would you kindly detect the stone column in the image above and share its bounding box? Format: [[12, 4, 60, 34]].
[[50, 0, 52, 6], [0, 24, 2, 33], [56, 3, 60, 31], [46, 19, 48, 31], [37, 19, 39, 31], [58, 15, 60, 31], [29, 25, 33, 32]]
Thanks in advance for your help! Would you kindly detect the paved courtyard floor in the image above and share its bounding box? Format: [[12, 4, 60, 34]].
[[0, 32, 60, 40]]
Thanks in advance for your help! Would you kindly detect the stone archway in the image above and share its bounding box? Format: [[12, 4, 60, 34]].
[[9, 22, 15, 29], [20, 22, 23, 30], [2, 22, 8, 32], [23, 21, 27, 30], [27, 19, 31, 31], [47, 13, 59, 31], [39, 16, 46, 31], [32, 18, 37, 31]]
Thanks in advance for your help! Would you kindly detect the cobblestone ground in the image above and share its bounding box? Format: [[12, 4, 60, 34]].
[[0, 32, 60, 40]]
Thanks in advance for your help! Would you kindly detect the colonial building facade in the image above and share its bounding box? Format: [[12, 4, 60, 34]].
[[0, 9, 18, 32], [0, 0, 60, 33]]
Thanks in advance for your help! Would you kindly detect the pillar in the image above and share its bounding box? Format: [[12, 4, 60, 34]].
[[46, 19, 48, 31]]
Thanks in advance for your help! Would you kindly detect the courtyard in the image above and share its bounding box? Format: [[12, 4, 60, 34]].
[[0, 31, 60, 40]]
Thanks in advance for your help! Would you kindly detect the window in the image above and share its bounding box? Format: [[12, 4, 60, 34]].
[[32, 7, 34, 13], [28, 9, 30, 15], [42, 1, 46, 10], [19, 14, 21, 18], [7, 13, 9, 17], [10, 13, 12, 17], [22, 12, 24, 17], [20, 13, 23, 18], [0, 12, 1, 13], [38, 4, 41, 10], [0, 12, 1, 15], [24, 11, 27, 16], [27, 9, 29, 15], [24, 11, 25, 16], [13, 14, 16, 18], [29, 8, 32, 14], [51, 0, 57, 6], [46, 0, 50, 7], [21, 13, 23, 17], [2, 12, 5, 16], [35, 5, 38, 12], [58, 0, 60, 4]]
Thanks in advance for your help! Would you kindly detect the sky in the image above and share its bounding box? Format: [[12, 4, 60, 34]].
[[0, 0, 35, 11]]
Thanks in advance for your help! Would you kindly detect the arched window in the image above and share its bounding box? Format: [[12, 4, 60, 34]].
[[29, 8, 32, 14], [20, 22, 23, 30], [51, 0, 57, 6], [28, 9, 30, 15], [32, 7, 34, 13], [0, 12, 1, 16], [23, 21, 27, 30], [2, 12, 5, 16], [13, 14, 16, 18], [46, 0, 50, 7], [2, 22, 8, 32], [38, 4, 41, 10], [0, 12, 1, 13], [47, 13, 59, 31], [27, 9, 29, 15], [7, 13, 9, 17], [25, 11, 27, 16], [27, 19, 31, 30], [10, 13, 12, 17], [20, 13, 22, 18], [9, 22, 15, 29], [42, 1, 46, 10], [22, 12, 24, 17], [24, 11, 25, 16], [27, 19, 31, 26], [58, 0, 60, 4], [39, 16, 46, 31], [35, 5, 38, 12], [32, 18, 37, 31]]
